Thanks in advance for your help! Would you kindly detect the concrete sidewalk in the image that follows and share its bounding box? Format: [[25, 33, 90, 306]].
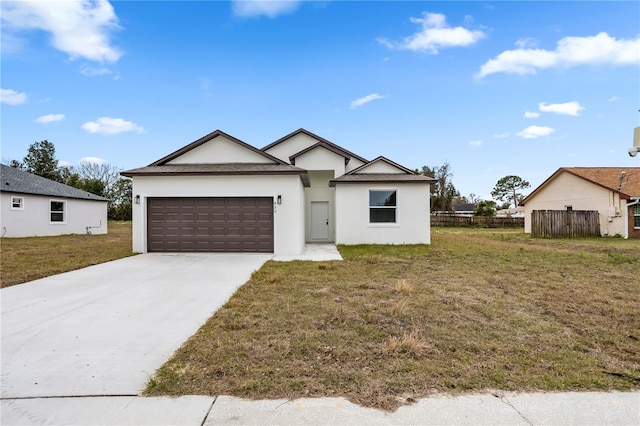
[[2, 391, 638, 425]]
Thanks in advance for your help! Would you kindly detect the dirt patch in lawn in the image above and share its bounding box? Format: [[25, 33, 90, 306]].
[[1, 221, 133, 288], [145, 228, 640, 411]]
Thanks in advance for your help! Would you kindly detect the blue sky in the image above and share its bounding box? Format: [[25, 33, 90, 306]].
[[2, 0, 639, 200]]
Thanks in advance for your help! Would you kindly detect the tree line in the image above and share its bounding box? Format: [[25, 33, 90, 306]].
[[6, 140, 132, 220], [418, 162, 530, 216]]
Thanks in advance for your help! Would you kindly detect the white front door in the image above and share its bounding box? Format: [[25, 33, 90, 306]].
[[310, 201, 330, 241]]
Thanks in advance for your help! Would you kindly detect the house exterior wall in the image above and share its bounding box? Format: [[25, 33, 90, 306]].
[[334, 183, 430, 245], [358, 161, 405, 174], [131, 175, 305, 254], [294, 148, 346, 178], [523, 172, 627, 237], [345, 158, 366, 173], [167, 136, 272, 164], [264, 133, 319, 163], [0, 192, 107, 237]]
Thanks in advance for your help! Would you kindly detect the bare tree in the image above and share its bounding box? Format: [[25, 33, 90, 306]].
[[420, 162, 456, 213], [77, 161, 122, 199]]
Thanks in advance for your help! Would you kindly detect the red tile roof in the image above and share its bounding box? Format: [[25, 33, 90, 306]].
[[522, 167, 640, 204]]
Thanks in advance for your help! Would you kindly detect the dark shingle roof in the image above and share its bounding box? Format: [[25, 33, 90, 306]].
[[289, 141, 352, 164], [121, 163, 307, 176], [121, 163, 311, 186], [149, 129, 287, 166], [0, 164, 109, 201], [329, 173, 434, 187], [345, 156, 424, 176], [262, 128, 369, 164]]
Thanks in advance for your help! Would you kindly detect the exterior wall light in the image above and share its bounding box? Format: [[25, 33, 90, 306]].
[[277, 195, 282, 204], [135, 195, 140, 204]]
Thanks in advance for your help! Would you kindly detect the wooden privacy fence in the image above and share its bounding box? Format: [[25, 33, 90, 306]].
[[531, 210, 600, 238], [431, 215, 524, 228]]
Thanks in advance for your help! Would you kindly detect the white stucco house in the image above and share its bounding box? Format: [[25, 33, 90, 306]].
[[0, 164, 108, 238], [521, 167, 640, 238], [122, 128, 435, 254]]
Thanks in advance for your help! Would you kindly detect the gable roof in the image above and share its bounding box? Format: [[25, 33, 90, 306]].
[[262, 128, 368, 164], [289, 141, 351, 165], [0, 164, 109, 201], [149, 129, 286, 166], [521, 167, 640, 204], [121, 130, 310, 186], [347, 156, 418, 175], [329, 156, 435, 186], [453, 203, 477, 212]]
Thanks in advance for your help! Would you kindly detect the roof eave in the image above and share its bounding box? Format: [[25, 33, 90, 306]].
[[149, 130, 287, 166], [329, 179, 433, 187]]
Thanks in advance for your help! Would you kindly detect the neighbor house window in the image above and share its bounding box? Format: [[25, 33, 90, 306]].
[[634, 205, 640, 228], [369, 190, 396, 223], [11, 196, 24, 210], [50, 200, 66, 223]]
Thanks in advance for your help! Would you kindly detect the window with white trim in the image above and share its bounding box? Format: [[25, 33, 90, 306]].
[[369, 190, 396, 223], [50, 200, 66, 223], [634, 204, 640, 228], [11, 196, 24, 210]]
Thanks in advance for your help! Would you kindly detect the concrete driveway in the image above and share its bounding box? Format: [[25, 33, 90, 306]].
[[0, 253, 271, 398]]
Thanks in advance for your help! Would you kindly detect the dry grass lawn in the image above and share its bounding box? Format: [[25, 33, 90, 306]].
[[1, 221, 133, 288], [145, 228, 640, 411]]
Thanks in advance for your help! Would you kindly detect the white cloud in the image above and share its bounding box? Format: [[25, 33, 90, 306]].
[[81, 117, 145, 135], [477, 32, 640, 78], [377, 12, 485, 54], [0, 88, 27, 105], [469, 139, 483, 146], [350, 93, 385, 109], [58, 160, 71, 168], [608, 96, 620, 102], [515, 37, 538, 49], [539, 101, 585, 116], [493, 132, 510, 138], [35, 113, 65, 123], [80, 156, 106, 164], [1, 0, 122, 63], [232, 0, 301, 18], [80, 65, 112, 76], [517, 125, 555, 139], [524, 111, 540, 119]]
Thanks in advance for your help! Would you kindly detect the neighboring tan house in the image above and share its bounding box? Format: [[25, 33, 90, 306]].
[[496, 206, 525, 217], [0, 164, 108, 238], [122, 128, 435, 254], [521, 167, 640, 238]]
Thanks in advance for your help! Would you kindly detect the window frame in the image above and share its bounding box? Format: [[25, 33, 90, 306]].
[[634, 204, 640, 229], [11, 196, 24, 210], [49, 199, 66, 224], [368, 189, 397, 224]]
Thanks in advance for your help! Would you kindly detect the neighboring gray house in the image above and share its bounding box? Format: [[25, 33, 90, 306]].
[[1, 164, 108, 238]]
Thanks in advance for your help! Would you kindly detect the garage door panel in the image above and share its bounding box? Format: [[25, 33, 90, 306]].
[[147, 197, 274, 253]]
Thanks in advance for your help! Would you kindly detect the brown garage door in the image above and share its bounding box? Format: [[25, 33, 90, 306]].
[[147, 197, 273, 253]]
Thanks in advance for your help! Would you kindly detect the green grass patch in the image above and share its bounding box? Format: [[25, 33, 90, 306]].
[[0, 221, 134, 288], [145, 228, 640, 411]]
